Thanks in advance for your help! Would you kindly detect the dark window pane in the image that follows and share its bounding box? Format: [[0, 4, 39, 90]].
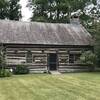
[[26, 51, 32, 63], [69, 54, 74, 63]]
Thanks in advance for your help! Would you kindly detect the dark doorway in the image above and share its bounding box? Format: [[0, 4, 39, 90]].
[[48, 53, 57, 71]]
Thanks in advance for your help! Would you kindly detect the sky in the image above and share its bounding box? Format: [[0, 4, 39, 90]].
[[98, 0, 100, 4], [19, 0, 32, 21]]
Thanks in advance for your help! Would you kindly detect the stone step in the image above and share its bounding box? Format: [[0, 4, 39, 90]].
[[50, 71, 61, 75]]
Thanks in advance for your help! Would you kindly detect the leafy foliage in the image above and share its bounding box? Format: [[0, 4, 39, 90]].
[[0, 0, 22, 20], [80, 51, 96, 66], [93, 22, 100, 66], [0, 69, 12, 77], [29, 0, 96, 23], [0, 0, 8, 19], [13, 65, 29, 75], [7, 0, 22, 20], [83, 21, 100, 67]]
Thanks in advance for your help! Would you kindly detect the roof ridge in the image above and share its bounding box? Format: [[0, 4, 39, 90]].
[[0, 19, 81, 26]]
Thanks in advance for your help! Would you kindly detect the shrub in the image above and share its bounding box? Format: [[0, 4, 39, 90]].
[[80, 51, 96, 66], [13, 65, 29, 75], [0, 69, 12, 77]]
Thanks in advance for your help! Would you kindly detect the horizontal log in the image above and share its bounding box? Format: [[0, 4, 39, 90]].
[[58, 63, 91, 66], [28, 67, 47, 69], [29, 68, 47, 71], [6, 57, 26, 59], [7, 64, 47, 66], [58, 69, 91, 73], [58, 66, 90, 69]]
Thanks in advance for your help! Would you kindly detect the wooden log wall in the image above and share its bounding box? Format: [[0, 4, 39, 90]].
[[5, 46, 92, 72], [6, 48, 47, 72]]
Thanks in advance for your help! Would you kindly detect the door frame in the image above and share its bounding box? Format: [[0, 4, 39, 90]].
[[47, 53, 58, 71]]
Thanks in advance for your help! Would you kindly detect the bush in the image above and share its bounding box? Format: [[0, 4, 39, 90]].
[[13, 65, 29, 75], [0, 69, 12, 77], [80, 51, 96, 66]]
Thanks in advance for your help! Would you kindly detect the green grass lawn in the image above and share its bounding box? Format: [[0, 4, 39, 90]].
[[0, 73, 100, 100]]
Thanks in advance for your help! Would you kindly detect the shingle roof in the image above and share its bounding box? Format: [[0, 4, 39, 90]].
[[0, 20, 93, 46]]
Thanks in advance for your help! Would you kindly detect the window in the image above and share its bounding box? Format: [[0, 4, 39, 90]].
[[69, 54, 81, 64], [58, 54, 69, 64], [69, 54, 74, 63], [26, 51, 32, 63], [33, 55, 47, 64]]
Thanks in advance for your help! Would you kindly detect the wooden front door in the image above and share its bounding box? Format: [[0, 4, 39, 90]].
[[48, 53, 57, 71]]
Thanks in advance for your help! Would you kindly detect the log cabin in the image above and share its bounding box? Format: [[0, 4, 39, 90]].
[[0, 19, 93, 73]]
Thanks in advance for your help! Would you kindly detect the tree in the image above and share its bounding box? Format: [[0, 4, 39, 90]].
[[29, 0, 97, 23], [31, 0, 48, 22], [0, 0, 22, 21], [85, 21, 100, 67], [0, 0, 8, 19], [0, 0, 7, 9], [80, 51, 96, 66], [93, 22, 100, 66], [7, 0, 22, 20]]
